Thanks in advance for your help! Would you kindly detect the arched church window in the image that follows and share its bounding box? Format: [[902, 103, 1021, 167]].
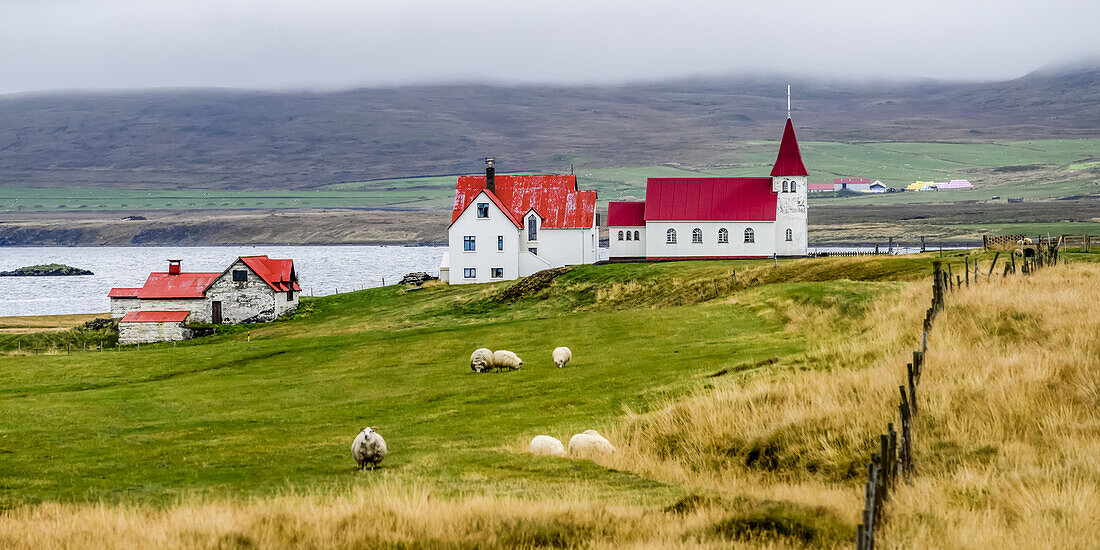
[[786, 228, 793, 242], [692, 228, 703, 243], [617, 230, 624, 241], [626, 231, 632, 241], [782, 181, 789, 193], [744, 228, 755, 243], [718, 228, 729, 243], [634, 230, 640, 240], [666, 229, 676, 244]]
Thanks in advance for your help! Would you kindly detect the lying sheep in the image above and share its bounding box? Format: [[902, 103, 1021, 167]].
[[568, 429, 616, 457], [470, 348, 494, 373], [351, 427, 387, 470], [491, 350, 523, 371], [552, 347, 572, 368], [529, 435, 566, 457]]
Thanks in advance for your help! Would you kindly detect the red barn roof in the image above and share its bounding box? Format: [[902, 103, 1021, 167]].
[[770, 118, 808, 177], [607, 201, 646, 226], [136, 272, 220, 299], [808, 183, 836, 191], [120, 310, 190, 323], [451, 174, 596, 229], [643, 178, 777, 221], [240, 256, 300, 292], [108, 287, 141, 298]]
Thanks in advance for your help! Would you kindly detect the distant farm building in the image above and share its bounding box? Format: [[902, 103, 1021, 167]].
[[834, 178, 872, 192], [868, 181, 887, 193], [940, 179, 973, 189], [607, 117, 808, 260], [441, 161, 598, 284], [109, 256, 300, 344], [808, 183, 835, 193]]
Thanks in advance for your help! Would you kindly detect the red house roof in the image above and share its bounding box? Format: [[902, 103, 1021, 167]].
[[239, 256, 301, 292], [643, 178, 777, 221], [120, 310, 190, 323], [451, 174, 597, 229], [108, 287, 141, 298], [770, 118, 808, 177], [607, 201, 647, 227], [136, 272, 220, 299]]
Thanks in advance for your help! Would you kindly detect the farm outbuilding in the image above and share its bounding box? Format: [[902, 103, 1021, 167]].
[[118, 310, 192, 344]]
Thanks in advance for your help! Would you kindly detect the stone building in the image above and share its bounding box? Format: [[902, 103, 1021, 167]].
[[110, 255, 300, 344]]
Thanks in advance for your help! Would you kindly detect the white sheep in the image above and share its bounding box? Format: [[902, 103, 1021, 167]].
[[568, 429, 616, 457], [529, 435, 566, 457], [491, 350, 523, 371], [552, 347, 572, 368], [351, 427, 387, 470], [470, 348, 494, 373]]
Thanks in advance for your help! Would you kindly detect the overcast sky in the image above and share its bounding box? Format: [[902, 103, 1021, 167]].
[[2, 0, 1098, 94]]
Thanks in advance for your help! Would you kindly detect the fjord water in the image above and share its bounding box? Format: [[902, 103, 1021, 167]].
[[0, 245, 447, 317]]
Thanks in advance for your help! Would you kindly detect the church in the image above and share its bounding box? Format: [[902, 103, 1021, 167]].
[[608, 117, 809, 260]]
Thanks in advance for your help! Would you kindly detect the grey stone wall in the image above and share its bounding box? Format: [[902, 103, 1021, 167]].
[[205, 259, 298, 324], [110, 297, 140, 319], [119, 321, 192, 344]]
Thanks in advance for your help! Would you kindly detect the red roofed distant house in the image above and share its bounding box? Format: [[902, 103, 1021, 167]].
[[608, 118, 809, 260], [440, 159, 598, 284], [108, 256, 300, 344]]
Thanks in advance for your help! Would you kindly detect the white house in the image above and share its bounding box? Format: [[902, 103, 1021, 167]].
[[440, 162, 598, 284], [609, 117, 808, 260], [109, 255, 301, 343]]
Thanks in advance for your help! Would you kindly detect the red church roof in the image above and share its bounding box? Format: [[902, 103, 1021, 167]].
[[120, 310, 190, 323], [644, 178, 777, 221], [607, 201, 646, 227], [770, 118, 808, 177], [136, 272, 221, 299], [451, 175, 597, 229], [240, 256, 301, 292], [108, 287, 141, 298]]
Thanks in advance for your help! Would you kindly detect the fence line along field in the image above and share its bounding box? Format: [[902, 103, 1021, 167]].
[[0, 250, 1097, 549]]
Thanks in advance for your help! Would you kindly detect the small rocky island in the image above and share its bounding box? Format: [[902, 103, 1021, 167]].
[[0, 263, 94, 276]]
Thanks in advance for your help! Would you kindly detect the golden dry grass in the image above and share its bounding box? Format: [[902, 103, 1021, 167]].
[[0, 313, 106, 331]]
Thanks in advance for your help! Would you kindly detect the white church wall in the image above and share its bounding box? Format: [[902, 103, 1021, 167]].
[[645, 221, 776, 259], [774, 176, 808, 257], [609, 226, 646, 258]]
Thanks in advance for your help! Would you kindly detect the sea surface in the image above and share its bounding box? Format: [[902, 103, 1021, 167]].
[[0, 245, 447, 317]]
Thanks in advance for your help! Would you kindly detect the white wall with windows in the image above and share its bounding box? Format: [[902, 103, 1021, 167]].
[[609, 226, 646, 259], [644, 221, 776, 258], [445, 191, 521, 284], [517, 211, 598, 277], [773, 176, 808, 257]]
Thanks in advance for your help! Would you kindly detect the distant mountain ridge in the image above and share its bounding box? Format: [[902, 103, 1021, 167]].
[[1, 67, 1096, 190]]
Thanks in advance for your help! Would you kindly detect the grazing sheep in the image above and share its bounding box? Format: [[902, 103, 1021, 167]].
[[529, 435, 566, 457], [491, 350, 523, 371], [351, 427, 387, 470], [568, 429, 616, 457], [552, 347, 572, 368], [470, 348, 494, 373]]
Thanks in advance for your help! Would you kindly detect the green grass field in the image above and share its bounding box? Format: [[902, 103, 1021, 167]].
[[0, 255, 956, 507], [3, 139, 1095, 214]]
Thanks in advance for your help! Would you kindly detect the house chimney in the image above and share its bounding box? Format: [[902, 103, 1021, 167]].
[[168, 259, 181, 275], [485, 157, 495, 194]]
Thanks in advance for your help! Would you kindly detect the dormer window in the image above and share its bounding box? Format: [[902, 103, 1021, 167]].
[[476, 203, 489, 218], [527, 215, 538, 241]]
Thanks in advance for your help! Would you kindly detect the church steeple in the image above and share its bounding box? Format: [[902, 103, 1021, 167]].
[[770, 118, 808, 177]]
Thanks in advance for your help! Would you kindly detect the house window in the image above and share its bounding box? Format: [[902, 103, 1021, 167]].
[[498, 235, 504, 251], [625, 231, 632, 241], [528, 247, 537, 255], [782, 181, 789, 193], [692, 228, 703, 243], [786, 228, 793, 242], [634, 230, 640, 240], [527, 216, 538, 241], [232, 270, 247, 282], [476, 203, 489, 218], [618, 230, 624, 241], [463, 268, 476, 279], [744, 228, 755, 243], [463, 236, 476, 251], [666, 229, 676, 244], [491, 268, 504, 278], [718, 228, 729, 243]]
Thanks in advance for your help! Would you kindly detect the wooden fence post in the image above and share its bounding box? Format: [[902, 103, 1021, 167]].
[[965, 257, 970, 287], [988, 252, 1000, 278]]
